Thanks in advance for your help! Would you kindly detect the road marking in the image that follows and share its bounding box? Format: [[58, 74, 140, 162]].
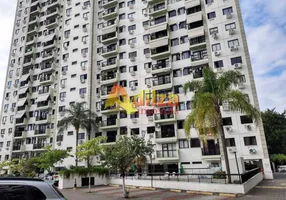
[[187, 191, 214, 196], [256, 186, 286, 189], [219, 193, 237, 197], [131, 190, 167, 198], [164, 194, 198, 200], [170, 189, 181, 193], [139, 187, 156, 190]]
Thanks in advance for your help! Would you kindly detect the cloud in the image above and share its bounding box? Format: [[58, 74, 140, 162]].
[[241, 0, 286, 111]]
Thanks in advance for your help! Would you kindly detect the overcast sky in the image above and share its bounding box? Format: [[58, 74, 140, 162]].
[[0, 0, 285, 112]]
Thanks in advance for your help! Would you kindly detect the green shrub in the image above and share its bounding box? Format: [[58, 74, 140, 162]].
[[59, 166, 108, 179], [213, 170, 226, 179]]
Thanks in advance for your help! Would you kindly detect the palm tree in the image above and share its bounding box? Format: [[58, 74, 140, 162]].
[[183, 68, 261, 183], [57, 102, 99, 166]]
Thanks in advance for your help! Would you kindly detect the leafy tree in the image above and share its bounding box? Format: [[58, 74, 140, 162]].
[[57, 102, 99, 166], [103, 136, 153, 198], [38, 146, 69, 173], [183, 68, 261, 183], [271, 154, 286, 165], [261, 109, 286, 155], [8, 158, 41, 177], [76, 136, 106, 193]]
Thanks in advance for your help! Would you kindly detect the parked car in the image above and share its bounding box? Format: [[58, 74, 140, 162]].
[[278, 165, 286, 172], [0, 177, 67, 200]]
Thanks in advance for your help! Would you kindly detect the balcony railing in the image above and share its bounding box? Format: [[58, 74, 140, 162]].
[[102, 73, 117, 81], [190, 36, 206, 46], [33, 143, 45, 149], [101, 119, 117, 127], [156, 150, 178, 158], [202, 145, 220, 156], [153, 76, 171, 86]]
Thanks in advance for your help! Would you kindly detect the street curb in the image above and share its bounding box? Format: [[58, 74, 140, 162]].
[[186, 191, 214, 195], [109, 184, 120, 187], [170, 189, 182, 193], [256, 186, 286, 189], [126, 186, 137, 189], [139, 187, 156, 190], [219, 193, 237, 198]]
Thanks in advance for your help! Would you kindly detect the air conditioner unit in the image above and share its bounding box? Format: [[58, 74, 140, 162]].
[[81, 65, 86, 70], [249, 148, 256, 154], [144, 39, 149, 44], [222, 103, 229, 111], [83, 27, 88, 32], [60, 112, 65, 116], [57, 142, 61, 146], [129, 4, 134, 9], [62, 70, 67, 75], [237, 82, 244, 89], [144, 25, 149, 30], [214, 51, 221, 56], [131, 85, 136, 90], [147, 84, 152, 88], [61, 83, 65, 88], [156, 124, 160, 128], [216, 67, 224, 73], [60, 98, 65, 102], [230, 46, 239, 51], [82, 5, 87, 10], [211, 32, 218, 39], [82, 53, 87, 57], [148, 116, 153, 121], [225, 13, 232, 19], [129, 17, 134, 22], [130, 57, 135, 62], [130, 43, 135, 48], [81, 79, 86, 83], [132, 118, 137, 123], [130, 71, 136, 76], [10, 107, 15, 112], [229, 147, 237, 153], [83, 41, 87, 44], [233, 63, 242, 69], [5, 96, 9, 100], [145, 53, 150, 58], [80, 93, 85, 98], [225, 126, 232, 132], [146, 68, 151, 73], [129, 30, 134, 35], [4, 109, 8, 113], [228, 28, 235, 35], [245, 124, 251, 131], [84, 16, 88, 20], [2, 121, 6, 125]]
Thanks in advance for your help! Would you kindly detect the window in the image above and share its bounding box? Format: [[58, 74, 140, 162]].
[[119, 52, 126, 59], [209, 27, 218, 34], [180, 35, 188, 44], [173, 69, 182, 77], [179, 139, 189, 149], [147, 126, 155, 134], [228, 39, 239, 47], [212, 43, 221, 51], [67, 131, 73, 136], [231, 56, 242, 65], [120, 111, 127, 118], [191, 138, 200, 148], [177, 102, 185, 111], [119, 2, 125, 8], [192, 161, 202, 164], [244, 136, 257, 146], [226, 138, 236, 147], [225, 22, 236, 30], [214, 60, 223, 68], [177, 120, 184, 129], [119, 66, 127, 73], [171, 38, 179, 46], [119, 39, 126, 46], [207, 12, 216, 19], [178, 7, 185, 15], [240, 115, 253, 124], [119, 13, 126, 20], [0, 185, 27, 199], [222, 117, 232, 125], [170, 24, 178, 32], [186, 101, 192, 110], [27, 185, 46, 200], [168, 10, 176, 18], [78, 133, 85, 140], [146, 109, 154, 117], [131, 128, 139, 135], [223, 7, 233, 15], [118, 25, 126, 33], [182, 51, 190, 59], [174, 85, 183, 94]]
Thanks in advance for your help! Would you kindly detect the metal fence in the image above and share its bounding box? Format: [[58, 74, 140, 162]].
[[109, 167, 261, 185]]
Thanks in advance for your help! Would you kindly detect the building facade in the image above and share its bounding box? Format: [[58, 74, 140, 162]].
[[0, 0, 273, 179]]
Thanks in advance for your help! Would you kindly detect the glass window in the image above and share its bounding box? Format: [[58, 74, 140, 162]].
[[240, 115, 253, 124], [244, 136, 257, 146], [171, 38, 179, 46], [223, 7, 233, 15], [207, 12, 216, 19], [209, 27, 218, 34], [178, 7, 185, 15], [168, 10, 176, 18], [222, 117, 232, 125], [177, 102, 185, 111], [231, 56, 242, 65], [179, 139, 189, 149], [0, 185, 27, 200], [225, 22, 236, 30], [27, 185, 46, 200], [226, 138, 236, 147], [228, 39, 239, 47], [212, 43, 221, 51], [177, 120, 184, 129], [214, 60, 223, 68], [190, 138, 200, 148]]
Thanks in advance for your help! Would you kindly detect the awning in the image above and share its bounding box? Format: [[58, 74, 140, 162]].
[[185, 0, 200, 9], [102, 26, 117, 35], [150, 38, 169, 49], [18, 87, 29, 94], [188, 27, 205, 38], [35, 94, 50, 103], [17, 99, 27, 107], [149, 24, 168, 34], [15, 112, 25, 119], [20, 74, 30, 81], [187, 12, 203, 24]]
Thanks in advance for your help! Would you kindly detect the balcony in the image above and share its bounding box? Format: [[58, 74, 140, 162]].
[[35, 115, 52, 124], [149, 2, 167, 17], [100, 119, 119, 130], [43, 41, 57, 50], [101, 88, 114, 99], [102, 32, 118, 45], [101, 104, 119, 114], [46, 18, 59, 29], [151, 62, 171, 74], [101, 59, 118, 71], [33, 143, 46, 150], [30, 7, 41, 15], [39, 75, 54, 85], [46, 7, 59, 18], [102, 20, 118, 34], [23, 58, 35, 67], [41, 63, 56, 73], [14, 131, 27, 139], [154, 112, 176, 124], [151, 45, 170, 60], [34, 129, 50, 137], [152, 76, 173, 90], [27, 26, 38, 35], [12, 145, 25, 152], [101, 72, 119, 85], [191, 50, 208, 65], [102, 0, 118, 8], [189, 35, 206, 50], [42, 52, 56, 62], [102, 7, 118, 21], [156, 150, 179, 162], [47, 0, 60, 9], [24, 47, 36, 56], [155, 131, 177, 143], [26, 37, 37, 46], [28, 16, 39, 25], [37, 101, 53, 110], [101, 45, 118, 57], [15, 118, 28, 126], [201, 143, 221, 160]]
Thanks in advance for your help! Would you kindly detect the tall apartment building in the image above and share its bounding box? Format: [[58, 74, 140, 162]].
[[0, 0, 273, 179]]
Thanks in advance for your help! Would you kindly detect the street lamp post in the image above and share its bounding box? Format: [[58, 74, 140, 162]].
[[150, 153, 153, 188], [233, 151, 241, 183]]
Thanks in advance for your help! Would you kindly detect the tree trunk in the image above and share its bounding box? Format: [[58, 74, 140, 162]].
[[88, 173, 91, 193], [122, 172, 128, 198], [218, 121, 232, 183], [75, 129, 79, 167]]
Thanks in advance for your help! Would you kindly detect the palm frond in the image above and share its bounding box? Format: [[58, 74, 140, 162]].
[[218, 70, 242, 91], [223, 90, 261, 124], [183, 80, 203, 94]]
